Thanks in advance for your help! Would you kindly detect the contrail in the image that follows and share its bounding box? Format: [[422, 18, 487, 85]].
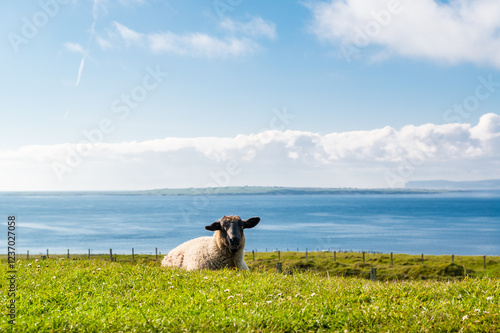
[[74, 0, 101, 88], [75, 57, 85, 87]]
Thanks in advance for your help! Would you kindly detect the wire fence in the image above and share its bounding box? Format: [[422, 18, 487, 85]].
[[13, 247, 498, 281]]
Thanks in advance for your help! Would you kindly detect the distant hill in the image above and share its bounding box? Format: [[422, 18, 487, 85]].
[[406, 179, 500, 190], [132, 186, 440, 196], [3, 186, 449, 196]]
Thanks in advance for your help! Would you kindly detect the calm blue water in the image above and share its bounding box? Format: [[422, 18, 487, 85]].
[[1, 191, 499, 256]]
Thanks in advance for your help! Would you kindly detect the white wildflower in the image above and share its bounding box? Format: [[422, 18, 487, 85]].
[[462, 315, 468, 321]]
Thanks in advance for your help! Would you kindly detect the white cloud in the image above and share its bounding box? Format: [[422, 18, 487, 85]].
[[111, 17, 276, 57], [1, 114, 500, 190], [63, 42, 85, 54], [114, 21, 144, 45], [307, 0, 500, 67], [148, 32, 259, 57], [220, 16, 277, 39], [96, 36, 113, 49]]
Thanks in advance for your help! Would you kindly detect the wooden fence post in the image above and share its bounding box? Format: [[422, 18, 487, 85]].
[[67, 249, 70, 259], [421, 253, 424, 264], [252, 250, 255, 262], [452, 254, 454, 263], [334, 251, 336, 262], [306, 249, 308, 262], [132, 248, 135, 261], [156, 248, 158, 260], [370, 268, 377, 281], [47, 249, 49, 258], [363, 251, 366, 263], [278, 251, 280, 261], [27, 250, 29, 260], [110, 249, 113, 262], [483, 256, 486, 270], [276, 262, 282, 273], [391, 252, 394, 266], [88, 249, 91, 260]]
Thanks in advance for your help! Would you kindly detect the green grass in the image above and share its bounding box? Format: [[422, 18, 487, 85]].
[[1, 254, 499, 332]]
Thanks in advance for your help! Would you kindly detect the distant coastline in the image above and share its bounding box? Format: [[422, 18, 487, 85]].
[[406, 179, 500, 190], [0, 186, 468, 196]]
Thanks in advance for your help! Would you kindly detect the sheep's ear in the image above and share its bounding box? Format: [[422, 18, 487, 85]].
[[205, 222, 221, 231], [243, 217, 260, 229]]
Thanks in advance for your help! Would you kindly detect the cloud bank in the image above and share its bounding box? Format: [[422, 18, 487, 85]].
[[307, 0, 500, 67], [1, 114, 499, 190]]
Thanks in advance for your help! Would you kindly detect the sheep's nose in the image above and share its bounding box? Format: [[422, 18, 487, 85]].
[[229, 238, 239, 246]]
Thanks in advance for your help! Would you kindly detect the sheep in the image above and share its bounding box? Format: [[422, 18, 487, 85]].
[[161, 215, 260, 271]]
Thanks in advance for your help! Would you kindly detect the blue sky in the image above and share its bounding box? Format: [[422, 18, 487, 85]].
[[1, 0, 500, 190]]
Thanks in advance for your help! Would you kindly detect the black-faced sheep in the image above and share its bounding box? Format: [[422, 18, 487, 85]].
[[161, 215, 260, 271]]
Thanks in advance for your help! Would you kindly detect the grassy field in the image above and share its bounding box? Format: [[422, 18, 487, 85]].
[[245, 251, 500, 280], [1, 253, 499, 332]]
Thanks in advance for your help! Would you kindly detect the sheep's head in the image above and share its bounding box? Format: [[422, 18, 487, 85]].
[[205, 215, 260, 253]]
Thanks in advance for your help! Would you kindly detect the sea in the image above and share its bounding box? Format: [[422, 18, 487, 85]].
[[1, 191, 499, 256]]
